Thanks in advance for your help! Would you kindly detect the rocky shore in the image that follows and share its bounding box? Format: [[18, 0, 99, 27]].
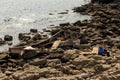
[[0, 0, 120, 80]]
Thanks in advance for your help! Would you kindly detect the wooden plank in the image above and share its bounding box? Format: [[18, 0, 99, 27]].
[[51, 40, 61, 49], [91, 47, 99, 54]]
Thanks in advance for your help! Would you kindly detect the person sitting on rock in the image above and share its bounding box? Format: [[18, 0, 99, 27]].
[[98, 46, 110, 57], [98, 46, 105, 56]]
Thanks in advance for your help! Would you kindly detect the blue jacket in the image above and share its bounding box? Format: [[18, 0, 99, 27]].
[[98, 47, 104, 55]]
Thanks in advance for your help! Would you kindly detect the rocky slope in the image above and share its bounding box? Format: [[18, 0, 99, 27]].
[[0, 0, 120, 80]]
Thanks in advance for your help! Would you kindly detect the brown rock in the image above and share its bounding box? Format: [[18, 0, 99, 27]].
[[0, 53, 8, 60], [30, 59, 47, 67], [21, 46, 38, 59], [59, 22, 70, 26]]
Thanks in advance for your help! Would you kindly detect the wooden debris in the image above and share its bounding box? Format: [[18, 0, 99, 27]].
[[51, 40, 61, 50], [91, 47, 99, 54]]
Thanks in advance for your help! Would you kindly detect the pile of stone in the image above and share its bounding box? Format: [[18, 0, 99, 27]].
[[0, 0, 120, 80]]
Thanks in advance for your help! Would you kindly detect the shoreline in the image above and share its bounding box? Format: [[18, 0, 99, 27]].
[[0, 0, 120, 80]]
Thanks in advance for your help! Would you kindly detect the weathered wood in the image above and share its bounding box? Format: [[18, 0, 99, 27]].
[[51, 40, 61, 49]]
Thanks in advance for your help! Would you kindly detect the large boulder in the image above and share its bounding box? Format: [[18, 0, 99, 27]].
[[21, 46, 39, 59]]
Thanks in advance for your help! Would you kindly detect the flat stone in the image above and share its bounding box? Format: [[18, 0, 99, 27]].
[[0, 53, 8, 60], [30, 59, 47, 67]]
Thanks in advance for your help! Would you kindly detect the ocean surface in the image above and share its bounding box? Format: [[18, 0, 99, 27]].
[[0, 0, 90, 52]]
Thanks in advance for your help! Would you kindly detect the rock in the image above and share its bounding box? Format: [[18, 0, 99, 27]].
[[73, 20, 82, 26], [61, 54, 72, 62], [59, 22, 70, 26], [18, 33, 31, 41], [60, 66, 73, 74], [5, 71, 13, 76], [47, 53, 64, 59], [32, 33, 42, 41], [30, 59, 47, 67], [99, 0, 114, 4], [88, 55, 103, 60], [0, 73, 9, 80], [94, 64, 111, 72], [0, 39, 5, 45], [65, 49, 79, 54], [4, 35, 13, 41], [46, 59, 61, 68], [74, 7, 86, 12], [59, 39, 74, 49], [9, 47, 24, 59], [7, 41, 13, 45], [30, 29, 38, 33], [21, 46, 38, 59], [72, 55, 97, 68], [58, 11, 68, 14], [0, 53, 8, 60], [18, 33, 24, 40], [0, 60, 7, 64]]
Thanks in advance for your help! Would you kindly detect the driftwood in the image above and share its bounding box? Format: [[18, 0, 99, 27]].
[[31, 30, 63, 48]]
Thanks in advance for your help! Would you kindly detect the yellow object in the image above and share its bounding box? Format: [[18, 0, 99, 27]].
[[51, 40, 61, 49], [91, 47, 99, 54]]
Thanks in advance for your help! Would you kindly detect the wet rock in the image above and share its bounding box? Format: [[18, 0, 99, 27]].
[[12, 68, 40, 80], [7, 41, 13, 45], [18, 33, 31, 41], [47, 53, 64, 59], [74, 7, 86, 12], [18, 33, 24, 40], [4, 35, 13, 41], [30, 29, 38, 33], [8, 59, 25, 66], [32, 33, 42, 41], [58, 11, 68, 14], [59, 22, 70, 26], [0, 39, 5, 45]]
